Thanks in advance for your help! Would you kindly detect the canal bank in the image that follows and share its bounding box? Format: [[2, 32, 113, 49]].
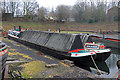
[[2, 37, 96, 78]]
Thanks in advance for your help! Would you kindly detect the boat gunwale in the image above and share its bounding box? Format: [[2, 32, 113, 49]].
[[0, 48, 8, 56], [0, 45, 8, 52]]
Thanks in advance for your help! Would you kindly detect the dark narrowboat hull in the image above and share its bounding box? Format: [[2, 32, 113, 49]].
[[69, 52, 111, 63], [8, 35, 110, 63], [0, 52, 8, 78], [0, 44, 8, 79], [94, 52, 111, 61]]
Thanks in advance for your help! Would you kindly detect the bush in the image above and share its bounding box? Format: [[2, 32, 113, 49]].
[[88, 19, 94, 23], [94, 19, 98, 22]]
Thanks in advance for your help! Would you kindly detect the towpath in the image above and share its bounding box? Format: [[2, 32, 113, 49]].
[[2, 37, 96, 78]]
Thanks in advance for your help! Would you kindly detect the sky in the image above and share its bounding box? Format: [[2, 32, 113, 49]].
[[1, 0, 119, 10], [36, 0, 76, 10], [35, 0, 119, 10]]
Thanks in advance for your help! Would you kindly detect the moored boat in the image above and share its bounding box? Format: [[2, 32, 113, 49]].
[[8, 26, 23, 39], [90, 34, 120, 49], [8, 26, 111, 62], [0, 40, 8, 79], [69, 42, 111, 61]]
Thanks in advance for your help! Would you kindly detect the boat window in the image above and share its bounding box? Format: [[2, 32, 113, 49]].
[[86, 45, 98, 48]]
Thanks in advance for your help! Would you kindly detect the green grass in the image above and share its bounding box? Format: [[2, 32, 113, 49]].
[[2, 21, 119, 32], [2, 21, 46, 31], [61, 31, 93, 34], [19, 61, 46, 78]]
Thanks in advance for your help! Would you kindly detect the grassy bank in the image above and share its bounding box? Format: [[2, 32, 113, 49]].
[[61, 31, 93, 34], [2, 21, 119, 32]]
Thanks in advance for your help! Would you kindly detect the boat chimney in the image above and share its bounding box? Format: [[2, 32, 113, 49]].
[[19, 26, 21, 31], [14, 26, 16, 30]]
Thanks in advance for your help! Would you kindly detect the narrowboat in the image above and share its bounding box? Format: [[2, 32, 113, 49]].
[[8, 26, 22, 39], [91, 34, 120, 49], [8, 26, 111, 62], [0, 40, 8, 78], [69, 42, 111, 61]]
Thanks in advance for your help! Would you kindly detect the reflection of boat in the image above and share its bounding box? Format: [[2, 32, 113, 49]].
[[90, 61, 110, 75], [69, 42, 111, 61], [0, 40, 8, 78]]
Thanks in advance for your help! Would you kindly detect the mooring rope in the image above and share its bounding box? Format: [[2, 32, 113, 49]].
[[91, 55, 102, 75]]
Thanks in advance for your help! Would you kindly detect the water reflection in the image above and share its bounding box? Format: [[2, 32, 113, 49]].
[[90, 61, 109, 75], [90, 48, 120, 78]]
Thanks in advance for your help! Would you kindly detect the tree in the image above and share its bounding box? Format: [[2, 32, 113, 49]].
[[38, 7, 47, 22], [55, 5, 70, 22], [15, 2, 22, 16], [118, 1, 120, 8], [72, 0, 108, 23], [72, 2, 89, 22], [23, 0, 39, 20]]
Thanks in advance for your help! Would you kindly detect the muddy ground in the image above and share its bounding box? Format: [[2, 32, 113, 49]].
[[2, 37, 96, 79]]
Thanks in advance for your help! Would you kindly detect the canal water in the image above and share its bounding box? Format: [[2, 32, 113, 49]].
[[90, 48, 120, 78]]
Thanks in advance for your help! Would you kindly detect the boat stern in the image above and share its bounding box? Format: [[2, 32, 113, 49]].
[[68, 42, 111, 61]]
